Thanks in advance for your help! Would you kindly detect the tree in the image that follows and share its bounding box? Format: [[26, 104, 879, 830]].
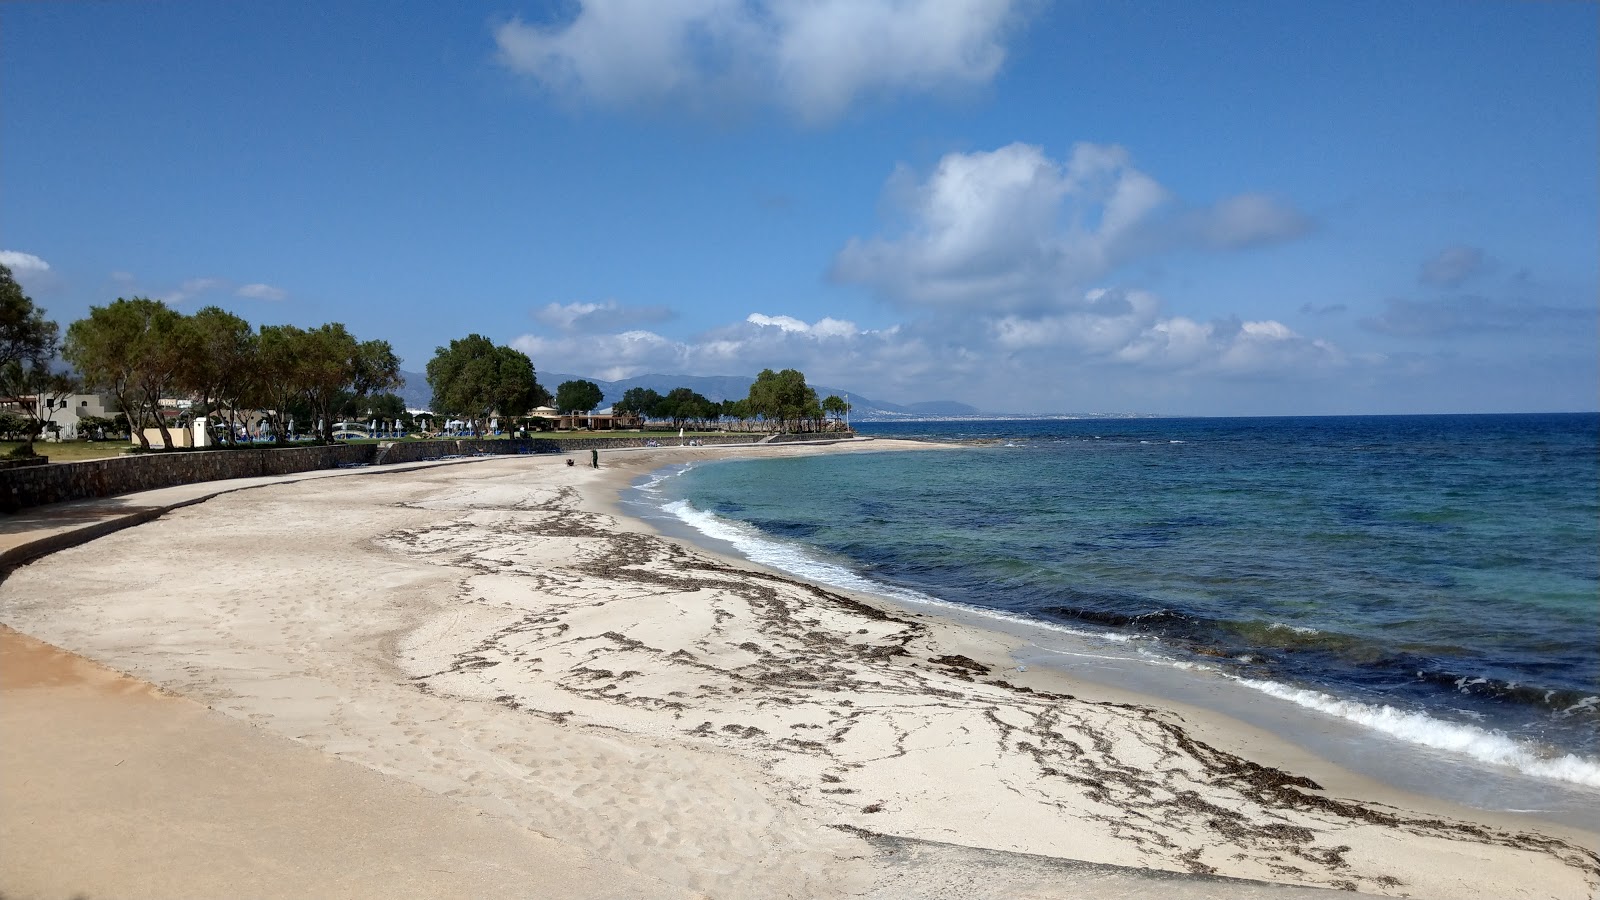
[[63, 297, 186, 450], [426, 335, 547, 435], [351, 339, 402, 412], [250, 324, 310, 445], [615, 387, 662, 420], [822, 394, 851, 429], [720, 398, 751, 429], [656, 386, 715, 428], [364, 392, 406, 433], [0, 264, 65, 454], [746, 368, 817, 432], [555, 379, 604, 414], [179, 306, 255, 444]]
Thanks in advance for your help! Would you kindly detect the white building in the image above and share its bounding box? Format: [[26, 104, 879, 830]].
[[0, 392, 121, 440]]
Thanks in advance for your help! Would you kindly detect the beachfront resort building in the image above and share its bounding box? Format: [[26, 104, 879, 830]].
[[0, 392, 121, 441]]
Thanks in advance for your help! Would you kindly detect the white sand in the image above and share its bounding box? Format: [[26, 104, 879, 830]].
[[3, 443, 1596, 898]]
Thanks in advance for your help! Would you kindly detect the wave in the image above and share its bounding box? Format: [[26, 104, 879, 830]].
[[634, 463, 695, 496], [661, 500, 1133, 643], [1233, 677, 1600, 789], [656, 496, 1598, 790]]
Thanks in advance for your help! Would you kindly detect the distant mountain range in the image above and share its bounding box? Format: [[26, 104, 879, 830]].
[[394, 370, 981, 421]]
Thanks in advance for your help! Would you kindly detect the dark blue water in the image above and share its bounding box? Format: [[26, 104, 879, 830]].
[[642, 414, 1600, 788]]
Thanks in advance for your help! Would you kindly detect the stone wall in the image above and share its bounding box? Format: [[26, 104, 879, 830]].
[[0, 431, 856, 513], [764, 432, 856, 444], [0, 444, 372, 513]]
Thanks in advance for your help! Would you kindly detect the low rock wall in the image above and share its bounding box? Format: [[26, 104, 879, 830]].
[[0, 431, 855, 513], [0, 444, 372, 513]]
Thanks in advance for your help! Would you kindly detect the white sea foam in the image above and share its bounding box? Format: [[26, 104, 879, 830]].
[[1267, 622, 1319, 635], [1562, 696, 1599, 717], [635, 463, 693, 495], [661, 499, 1134, 643], [660, 495, 1598, 791], [1232, 677, 1600, 789]]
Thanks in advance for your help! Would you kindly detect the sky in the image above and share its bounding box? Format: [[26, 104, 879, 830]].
[[2, 0, 1595, 416]]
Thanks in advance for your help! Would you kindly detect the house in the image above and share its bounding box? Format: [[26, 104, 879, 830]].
[[556, 407, 641, 431], [0, 392, 121, 440]]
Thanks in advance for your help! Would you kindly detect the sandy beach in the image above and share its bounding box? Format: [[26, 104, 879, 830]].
[[3, 440, 1596, 899]]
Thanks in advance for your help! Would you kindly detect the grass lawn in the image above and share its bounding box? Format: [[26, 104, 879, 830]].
[[2, 441, 132, 462], [537, 430, 735, 441], [3, 430, 754, 463]]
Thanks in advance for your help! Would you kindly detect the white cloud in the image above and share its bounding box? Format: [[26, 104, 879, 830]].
[[514, 328, 689, 383], [988, 286, 1342, 376], [0, 250, 50, 274], [236, 282, 288, 301], [833, 142, 1312, 310], [511, 290, 1346, 414], [746, 312, 859, 337], [161, 278, 225, 306], [991, 288, 1163, 354], [535, 299, 673, 333], [1115, 315, 1342, 375], [493, 0, 1023, 123], [514, 310, 911, 387]]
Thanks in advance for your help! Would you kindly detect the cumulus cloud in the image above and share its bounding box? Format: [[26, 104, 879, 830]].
[[236, 282, 288, 301], [746, 312, 858, 337], [493, 0, 1023, 123], [0, 250, 50, 274], [989, 287, 1342, 376], [1419, 245, 1487, 287], [512, 290, 1345, 414], [534, 299, 674, 333], [514, 328, 689, 383], [1117, 317, 1342, 375], [832, 142, 1312, 310], [513, 311, 932, 388]]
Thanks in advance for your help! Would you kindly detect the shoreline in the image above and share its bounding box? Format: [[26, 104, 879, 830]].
[[617, 441, 1600, 830], [2, 443, 1597, 898]]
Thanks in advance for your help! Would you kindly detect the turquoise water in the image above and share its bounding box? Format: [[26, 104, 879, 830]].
[[636, 414, 1599, 789]]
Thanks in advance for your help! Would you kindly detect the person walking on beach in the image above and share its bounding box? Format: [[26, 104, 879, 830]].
[[591, 448, 599, 469]]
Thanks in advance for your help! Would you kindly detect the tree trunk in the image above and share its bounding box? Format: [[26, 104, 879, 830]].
[[124, 398, 151, 450]]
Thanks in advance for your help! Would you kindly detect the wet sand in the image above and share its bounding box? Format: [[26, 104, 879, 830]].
[[2, 442, 1595, 898]]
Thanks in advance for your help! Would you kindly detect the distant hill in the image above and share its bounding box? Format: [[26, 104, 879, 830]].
[[396, 368, 981, 420], [396, 370, 432, 409]]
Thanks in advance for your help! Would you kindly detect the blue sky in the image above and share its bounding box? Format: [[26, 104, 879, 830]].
[[3, 0, 1595, 415]]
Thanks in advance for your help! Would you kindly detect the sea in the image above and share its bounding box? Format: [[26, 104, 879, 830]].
[[625, 414, 1600, 825]]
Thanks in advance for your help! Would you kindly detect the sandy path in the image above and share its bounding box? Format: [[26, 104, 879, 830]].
[[2, 444, 1596, 898], [0, 625, 693, 900]]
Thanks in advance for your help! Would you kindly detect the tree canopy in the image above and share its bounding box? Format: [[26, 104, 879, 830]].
[[63, 297, 186, 450], [746, 368, 819, 432], [0, 264, 70, 452], [613, 387, 662, 418], [425, 335, 547, 435], [554, 379, 604, 414]]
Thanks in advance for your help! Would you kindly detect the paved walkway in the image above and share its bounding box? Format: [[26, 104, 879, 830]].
[[0, 455, 506, 574], [0, 438, 868, 573]]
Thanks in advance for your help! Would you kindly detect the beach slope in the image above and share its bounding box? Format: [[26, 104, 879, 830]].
[[2, 445, 1595, 898]]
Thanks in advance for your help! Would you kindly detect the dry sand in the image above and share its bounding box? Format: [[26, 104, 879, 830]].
[[2, 440, 1596, 899]]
